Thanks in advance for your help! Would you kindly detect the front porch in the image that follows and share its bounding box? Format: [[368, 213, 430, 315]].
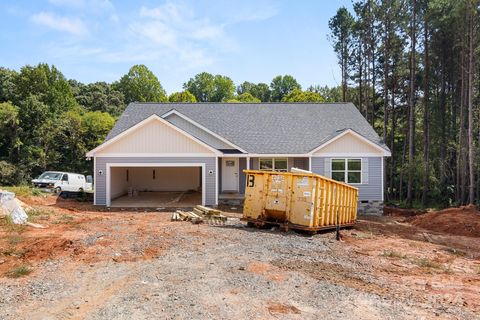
[[218, 192, 244, 206], [217, 156, 310, 205]]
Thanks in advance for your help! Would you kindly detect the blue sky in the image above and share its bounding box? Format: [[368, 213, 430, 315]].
[[1, 0, 352, 93]]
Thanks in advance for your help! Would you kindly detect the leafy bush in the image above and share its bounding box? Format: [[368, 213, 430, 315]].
[[0, 161, 19, 185]]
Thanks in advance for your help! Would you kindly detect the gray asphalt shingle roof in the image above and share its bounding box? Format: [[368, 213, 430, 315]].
[[105, 102, 389, 154]]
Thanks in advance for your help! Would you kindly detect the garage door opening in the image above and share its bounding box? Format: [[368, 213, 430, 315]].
[[107, 164, 204, 207]]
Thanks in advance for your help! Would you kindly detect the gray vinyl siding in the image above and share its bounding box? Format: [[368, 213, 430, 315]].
[[251, 158, 259, 170], [95, 157, 217, 206], [311, 157, 325, 175], [311, 156, 383, 201], [165, 113, 233, 150], [239, 158, 246, 194], [217, 158, 222, 192]]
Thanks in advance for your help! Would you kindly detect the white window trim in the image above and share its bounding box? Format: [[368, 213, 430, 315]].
[[331, 158, 362, 185], [259, 158, 288, 172]]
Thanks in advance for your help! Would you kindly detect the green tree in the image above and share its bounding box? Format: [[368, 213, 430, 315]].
[[55, 110, 86, 172], [183, 72, 235, 102], [212, 75, 235, 102], [270, 75, 301, 101], [73, 81, 125, 116], [0, 102, 20, 160], [81, 111, 115, 152], [114, 65, 167, 103], [16, 96, 55, 176], [282, 89, 325, 102], [308, 85, 342, 102], [237, 81, 271, 101], [0, 67, 18, 103], [169, 90, 197, 102], [328, 7, 355, 102], [14, 63, 76, 114], [0, 160, 18, 185], [237, 81, 255, 95], [227, 92, 261, 103]]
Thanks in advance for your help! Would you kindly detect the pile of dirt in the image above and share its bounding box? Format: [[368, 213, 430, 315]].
[[383, 206, 426, 217], [409, 205, 480, 237]]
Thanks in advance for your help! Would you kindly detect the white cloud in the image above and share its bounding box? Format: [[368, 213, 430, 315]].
[[31, 12, 88, 35], [135, 3, 225, 43], [126, 2, 230, 69], [37, 1, 277, 75]]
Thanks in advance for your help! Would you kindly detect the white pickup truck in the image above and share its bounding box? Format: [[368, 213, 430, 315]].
[[32, 171, 93, 193]]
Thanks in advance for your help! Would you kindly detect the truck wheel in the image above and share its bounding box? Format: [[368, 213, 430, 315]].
[[79, 187, 84, 193], [54, 187, 61, 194]]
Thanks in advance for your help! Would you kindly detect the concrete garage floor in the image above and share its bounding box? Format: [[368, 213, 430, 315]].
[[110, 191, 201, 208]]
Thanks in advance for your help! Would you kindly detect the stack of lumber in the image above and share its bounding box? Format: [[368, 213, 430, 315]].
[[171, 210, 203, 224], [171, 205, 227, 225]]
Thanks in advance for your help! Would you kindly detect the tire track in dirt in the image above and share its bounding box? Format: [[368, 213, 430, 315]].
[[21, 262, 144, 320]]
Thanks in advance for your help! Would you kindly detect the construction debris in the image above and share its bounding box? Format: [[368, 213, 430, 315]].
[[171, 205, 227, 225]]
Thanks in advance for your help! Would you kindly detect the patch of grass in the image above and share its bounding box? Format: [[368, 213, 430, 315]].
[[5, 265, 32, 278], [412, 257, 442, 269], [1, 248, 27, 258], [381, 250, 407, 259], [51, 214, 74, 225], [8, 235, 23, 245], [351, 232, 373, 239], [27, 208, 53, 222], [1, 216, 26, 233], [1, 186, 42, 197]]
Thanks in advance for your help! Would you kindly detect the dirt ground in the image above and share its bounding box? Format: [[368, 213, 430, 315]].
[[1, 195, 479, 319]]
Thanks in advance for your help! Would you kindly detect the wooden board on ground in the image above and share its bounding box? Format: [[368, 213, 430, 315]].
[[196, 205, 221, 215]]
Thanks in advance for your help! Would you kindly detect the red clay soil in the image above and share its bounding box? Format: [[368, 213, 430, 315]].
[[383, 206, 426, 217], [408, 205, 480, 238]]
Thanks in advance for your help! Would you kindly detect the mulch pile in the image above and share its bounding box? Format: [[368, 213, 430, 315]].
[[408, 205, 480, 238]]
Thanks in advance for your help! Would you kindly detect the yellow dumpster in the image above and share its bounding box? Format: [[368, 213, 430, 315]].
[[242, 170, 358, 232]]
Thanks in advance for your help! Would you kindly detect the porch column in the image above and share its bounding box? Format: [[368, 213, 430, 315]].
[[246, 157, 250, 170]]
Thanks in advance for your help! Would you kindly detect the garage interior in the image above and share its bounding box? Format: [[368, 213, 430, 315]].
[[109, 166, 202, 207]]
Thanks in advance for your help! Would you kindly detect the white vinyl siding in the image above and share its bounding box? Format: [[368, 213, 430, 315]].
[[97, 118, 215, 155], [313, 131, 384, 156]]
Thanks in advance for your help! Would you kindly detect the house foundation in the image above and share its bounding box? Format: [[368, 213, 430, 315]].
[[357, 200, 384, 215]]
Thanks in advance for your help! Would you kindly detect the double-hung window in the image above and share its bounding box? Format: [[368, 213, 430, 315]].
[[331, 159, 361, 184], [259, 158, 288, 172]]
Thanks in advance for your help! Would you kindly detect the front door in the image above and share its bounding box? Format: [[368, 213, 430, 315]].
[[222, 158, 238, 192]]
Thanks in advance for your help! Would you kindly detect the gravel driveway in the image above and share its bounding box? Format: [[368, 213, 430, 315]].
[[1, 204, 479, 319]]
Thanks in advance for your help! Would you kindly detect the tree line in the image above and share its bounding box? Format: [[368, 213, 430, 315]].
[[0, 63, 333, 185], [328, 0, 479, 206]]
